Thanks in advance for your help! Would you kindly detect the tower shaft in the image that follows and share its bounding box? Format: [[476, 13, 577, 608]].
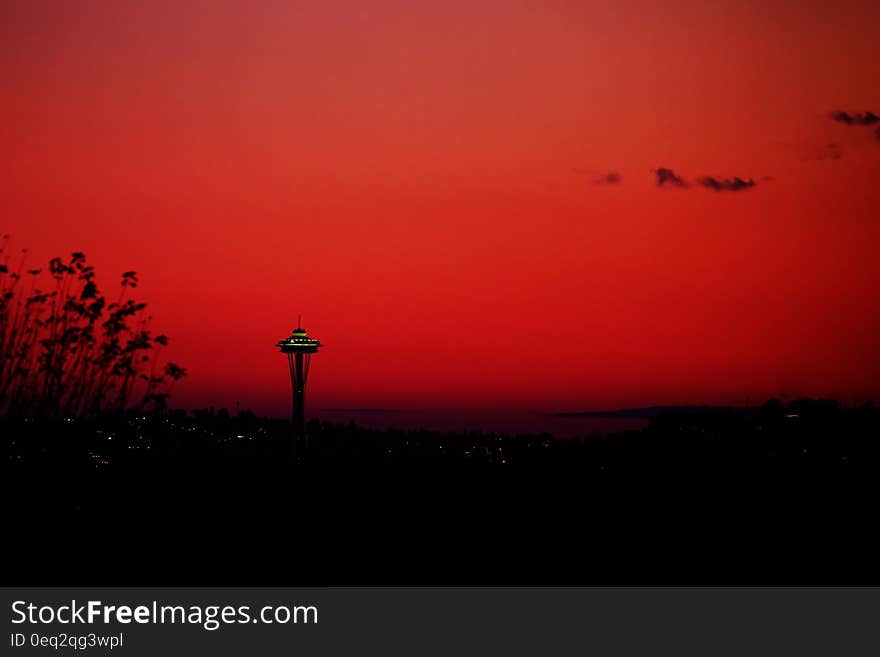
[[287, 351, 311, 458]]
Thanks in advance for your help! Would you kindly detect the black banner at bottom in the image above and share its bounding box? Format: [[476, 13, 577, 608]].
[[2, 588, 877, 656]]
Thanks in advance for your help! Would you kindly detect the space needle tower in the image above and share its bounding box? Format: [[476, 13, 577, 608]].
[[277, 316, 322, 460]]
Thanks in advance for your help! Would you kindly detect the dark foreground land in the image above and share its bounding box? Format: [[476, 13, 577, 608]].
[[3, 399, 879, 585]]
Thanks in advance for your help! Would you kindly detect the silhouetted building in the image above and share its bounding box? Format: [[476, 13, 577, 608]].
[[277, 317, 322, 461]]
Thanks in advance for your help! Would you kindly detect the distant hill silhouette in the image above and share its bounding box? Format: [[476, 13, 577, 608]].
[[550, 405, 753, 418]]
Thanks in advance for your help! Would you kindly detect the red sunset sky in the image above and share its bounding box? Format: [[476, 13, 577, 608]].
[[2, 0, 879, 416]]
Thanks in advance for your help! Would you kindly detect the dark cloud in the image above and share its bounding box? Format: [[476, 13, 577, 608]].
[[653, 168, 762, 191], [697, 176, 756, 192], [829, 110, 879, 126], [594, 172, 622, 185], [654, 167, 687, 187]]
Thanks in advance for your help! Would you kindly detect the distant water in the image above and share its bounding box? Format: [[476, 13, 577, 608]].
[[315, 409, 647, 438]]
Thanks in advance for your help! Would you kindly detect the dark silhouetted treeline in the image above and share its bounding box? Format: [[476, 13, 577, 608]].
[[4, 397, 877, 474]]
